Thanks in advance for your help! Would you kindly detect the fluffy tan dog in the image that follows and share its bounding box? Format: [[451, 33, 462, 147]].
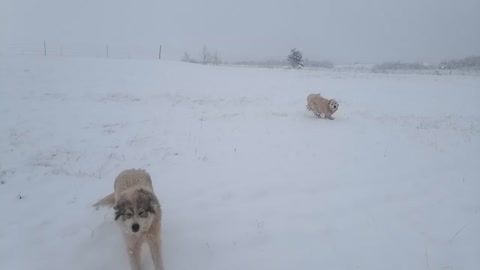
[[94, 169, 165, 270], [306, 93, 339, 120]]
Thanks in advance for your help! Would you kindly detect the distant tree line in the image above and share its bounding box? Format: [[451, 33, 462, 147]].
[[373, 56, 480, 72], [303, 59, 334, 69], [181, 47, 335, 69], [439, 56, 480, 70], [372, 61, 428, 72], [182, 46, 480, 73]]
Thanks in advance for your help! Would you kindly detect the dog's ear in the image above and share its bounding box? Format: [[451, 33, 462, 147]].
[[136, 189, 159, 214]]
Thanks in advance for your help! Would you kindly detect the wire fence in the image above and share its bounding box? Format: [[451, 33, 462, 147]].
[[0, 41, 163, 60]]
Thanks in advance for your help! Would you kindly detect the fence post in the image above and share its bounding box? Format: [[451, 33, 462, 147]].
[[44, 40, 46, 56], [106, 44, 109, 58], [158, 45, 162, 60]]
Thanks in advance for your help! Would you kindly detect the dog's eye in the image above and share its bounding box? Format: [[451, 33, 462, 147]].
[[125, 213, 133, 218], [138, 210, 148, 218]]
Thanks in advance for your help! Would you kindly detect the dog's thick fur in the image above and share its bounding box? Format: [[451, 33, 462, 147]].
[[94, 169, 165, 270], [306, 93, 339, 120]]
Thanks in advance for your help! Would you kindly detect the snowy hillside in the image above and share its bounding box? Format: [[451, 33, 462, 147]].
[[0, 56, 479, 270]]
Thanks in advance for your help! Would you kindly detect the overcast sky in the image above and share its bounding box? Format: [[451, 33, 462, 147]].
[[1, 0, 479, 63]]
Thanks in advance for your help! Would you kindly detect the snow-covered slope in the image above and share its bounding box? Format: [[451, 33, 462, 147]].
[[1, 56, 479, 270]]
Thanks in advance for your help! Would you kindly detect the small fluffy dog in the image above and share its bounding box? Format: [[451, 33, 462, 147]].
[[94, 169, 165, 270], [306, 93, 339, 120]]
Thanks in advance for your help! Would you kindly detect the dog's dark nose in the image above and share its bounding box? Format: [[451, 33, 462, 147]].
[[132, 223, 140, 232]]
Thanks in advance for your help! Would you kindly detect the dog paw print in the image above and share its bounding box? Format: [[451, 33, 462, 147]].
[[102, 122, 126, 134], [272, 112, 288, 117], [0, 169, 15, 185]]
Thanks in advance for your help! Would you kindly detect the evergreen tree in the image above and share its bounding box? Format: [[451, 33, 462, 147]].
[[287, 48, 304, 69]]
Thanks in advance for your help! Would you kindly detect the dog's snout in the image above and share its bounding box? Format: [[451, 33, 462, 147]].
[[132, 223, 140, 232]]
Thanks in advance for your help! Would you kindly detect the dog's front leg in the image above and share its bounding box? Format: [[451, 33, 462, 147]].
[[147, 228, 165, 270], [147, 223, 164, 270], [126, 236, 143, 270]]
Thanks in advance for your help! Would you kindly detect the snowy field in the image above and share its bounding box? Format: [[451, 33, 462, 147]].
[[0, 56, 479, 270]]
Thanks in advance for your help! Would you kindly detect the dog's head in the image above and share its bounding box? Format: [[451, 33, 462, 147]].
[[329, 99, 339, 113], [114, 189, 159, 234]]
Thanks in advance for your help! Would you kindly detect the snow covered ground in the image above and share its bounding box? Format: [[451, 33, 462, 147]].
[[0, 56, 479, 270]]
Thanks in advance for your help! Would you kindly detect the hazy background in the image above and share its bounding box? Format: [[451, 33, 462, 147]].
[[1, 0, 479, 64]]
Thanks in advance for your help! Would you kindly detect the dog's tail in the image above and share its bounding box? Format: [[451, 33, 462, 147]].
[[93, 193, 115, 208]]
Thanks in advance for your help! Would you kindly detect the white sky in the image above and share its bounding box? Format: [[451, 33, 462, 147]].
[[1, 0, 479, 63]]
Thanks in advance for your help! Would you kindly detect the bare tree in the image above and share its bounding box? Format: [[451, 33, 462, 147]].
[[182, 52, 192, 62], [212, 50, 221, 65], [201, 46, 211, 65]]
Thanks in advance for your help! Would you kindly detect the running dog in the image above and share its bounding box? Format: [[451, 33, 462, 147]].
[[306, 93, 339, 120], [94, 168, 165, 270]]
